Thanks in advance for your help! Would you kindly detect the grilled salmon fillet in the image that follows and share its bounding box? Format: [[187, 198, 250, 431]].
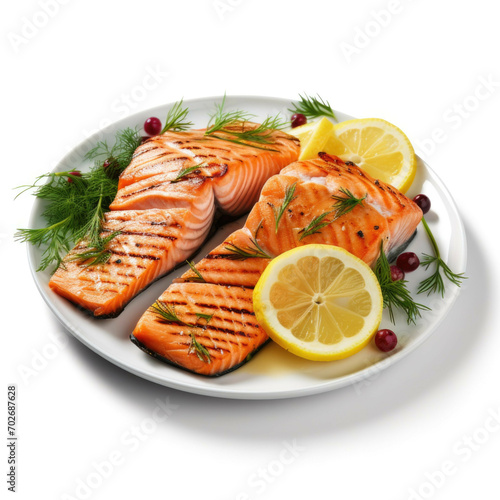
[[132, 153, 422, 376], [113, 126, 300, 216], [131, 282, 269, 377], [49, 125, 300, 317], [49, 208, 213, 317]]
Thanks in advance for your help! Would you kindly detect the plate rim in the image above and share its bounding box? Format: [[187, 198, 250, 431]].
[[26, 94, 467, 400]]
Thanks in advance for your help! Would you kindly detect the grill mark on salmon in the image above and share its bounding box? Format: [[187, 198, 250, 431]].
[[102, 228, 179, 240], [108, 249, 161, 260], [49, 125, 300, 318], [165, 300, 255, 316], [133, 154, 422, 376], [121, 183, 165, 198]]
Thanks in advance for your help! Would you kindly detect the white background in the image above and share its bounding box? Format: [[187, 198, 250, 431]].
[[2, 0, 499, 499]]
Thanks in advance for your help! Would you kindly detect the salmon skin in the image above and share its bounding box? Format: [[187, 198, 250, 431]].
[[49, 124, 300, 318], [132, 153, 423, 376]]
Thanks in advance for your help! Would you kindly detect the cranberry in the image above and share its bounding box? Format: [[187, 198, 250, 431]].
[[375, 329, 398, 352], [103, 159, 111, 169], [67, 171, 82, 183], [144, 117, 162, 136], [413, 194, 431, 214], [390, 265, 405, 281], [396, 252, 420, 272], [291, 113, 307, 128]]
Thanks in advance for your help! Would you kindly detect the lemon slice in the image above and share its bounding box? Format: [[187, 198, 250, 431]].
[[288, 117, 334, 161], [253, 245, 383, 361], [324, 118, 417, 192]]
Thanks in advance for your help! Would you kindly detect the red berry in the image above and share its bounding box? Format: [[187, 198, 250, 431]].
[[396, 252, 420, 272], [375, 329, 398, 352], [144, 117, 162, 136], [291, 113, 307, 128], [67, 171, 81, 183], [103, 159, 111, 169], [390, 265, 405, 281], [413, 194, 431, 214]]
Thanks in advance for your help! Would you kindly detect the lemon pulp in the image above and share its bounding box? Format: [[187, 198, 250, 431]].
[[253, 245, 383, 361]]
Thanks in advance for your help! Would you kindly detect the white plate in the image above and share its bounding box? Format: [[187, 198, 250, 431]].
[[27, 96, 467, 399]]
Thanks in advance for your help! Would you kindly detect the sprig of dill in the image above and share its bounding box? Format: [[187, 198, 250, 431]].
[[188, 332, 211, 363], [150, 301, 190, 326], [331, 188, 367, 219], [224, 224, 273, 260], [205, 95, 287, 152], [170, 163, 207, 183], [298, 210, 334, 240], [151, 298, 212, 362], [160, 99, 193, 134], [374, 242, 430, 324], [184, 260, 206, 283], [288, 93, 337, 122], [195, 313, 213, 323], [14, 218, 73, 272], [68, 231, 121, 267], [417, 217, 467, 297], [273, 182, 297, 233], [206, 95, 254, 135], [298, 188, 367, 240], [15, 128, 141, 272], [225, 239, 273, 260], [85, 128, 142, 180]]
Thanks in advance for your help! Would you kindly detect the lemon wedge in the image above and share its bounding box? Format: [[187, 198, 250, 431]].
[[324, 118, 417, 192], [289, 117, 334, 161], [253, 245, 383, 361]]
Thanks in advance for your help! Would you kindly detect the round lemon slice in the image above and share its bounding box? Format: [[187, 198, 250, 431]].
[[324, 118, 417, 193], [288, 117, 335, 161], [253, 245, 383, 361]]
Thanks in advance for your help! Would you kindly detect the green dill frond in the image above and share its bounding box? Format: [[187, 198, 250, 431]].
[[15, 128, 142, 272], [205, 95, 286, 152], [188, 332, 211, 363], [417, 217, 467, 296], [331, 188, 367, 220], [184, 261, 206, 283], [288, 93, 337, 121], [171, 163, 207, 183], [67, 231, 120, 267], [160, 99, 193, 133], [374, 242, 429, 324], [224, 223, 273, 260], [150, 301, 189, 326], [298, 210, 334, 240], [273, 182, 297, 233]]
